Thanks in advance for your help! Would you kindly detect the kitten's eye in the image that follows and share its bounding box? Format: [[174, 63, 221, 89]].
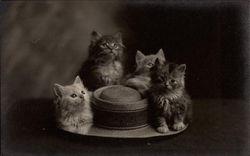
[[114, 44, 118, 49], [81, 91, 85, 94], [170, 79, 176, 84], [71, 94, 77, 98], [100, 43, 107, 48], [158, 76, 164, 82], [147, 63, 154, 68]]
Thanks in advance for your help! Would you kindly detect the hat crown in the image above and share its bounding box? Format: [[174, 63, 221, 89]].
[[100, 86, 141, 103]]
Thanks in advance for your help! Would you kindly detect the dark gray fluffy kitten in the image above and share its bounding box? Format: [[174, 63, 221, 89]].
[[79, 31, 125, 91], [149, 59, 192, 133]]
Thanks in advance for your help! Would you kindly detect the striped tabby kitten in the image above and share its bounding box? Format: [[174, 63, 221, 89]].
[[149, 59, 192, 133], [53, 76, 93, 134], [125, 49, 166, 96], [79, 31, 125, 90]]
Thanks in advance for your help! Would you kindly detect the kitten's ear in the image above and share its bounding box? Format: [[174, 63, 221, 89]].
[[156, 48, 166, 62], [113, 32, 124, 47], [136, 50, 145, 64], [151, 58, 161, 72], [176, 64, 186, 74], [113, 32, 122, 41], [74, 76, 83, 86], [91, 30, 102, 43], [53, 83, 64, 98], [154, 58, 161, 66]]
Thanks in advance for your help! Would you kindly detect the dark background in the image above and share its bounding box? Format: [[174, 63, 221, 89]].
[[117, 2, 249, 99], [1, 1, 250, 156]]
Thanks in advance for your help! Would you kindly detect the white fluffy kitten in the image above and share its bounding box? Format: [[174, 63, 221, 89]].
[[53, 76, 93, 134]]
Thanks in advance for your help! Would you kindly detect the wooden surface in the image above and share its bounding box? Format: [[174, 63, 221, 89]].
[[2, 98, 249, 156]]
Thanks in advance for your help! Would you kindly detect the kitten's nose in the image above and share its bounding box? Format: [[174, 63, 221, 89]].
[[165, 82, 170, 86], [79, 95, 84, 99], [165, 82, 171, 89]]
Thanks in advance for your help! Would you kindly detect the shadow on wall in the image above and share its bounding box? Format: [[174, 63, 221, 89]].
[[1, 1, 121, 105]]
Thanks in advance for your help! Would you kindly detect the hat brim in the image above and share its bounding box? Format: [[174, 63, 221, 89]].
[[59, 123, 188, 138]]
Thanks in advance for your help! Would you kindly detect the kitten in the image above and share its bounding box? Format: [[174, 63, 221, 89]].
[[79, 31, 125, 91], [149, 59, 192, 133], [53, 76, 93, 134], [125, 49, 166, 96]]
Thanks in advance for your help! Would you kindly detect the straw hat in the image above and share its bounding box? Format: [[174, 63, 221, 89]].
[[92, 85, 148, 130]]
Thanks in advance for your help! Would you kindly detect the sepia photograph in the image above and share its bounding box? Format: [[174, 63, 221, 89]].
[[1, 0, 250, 155]]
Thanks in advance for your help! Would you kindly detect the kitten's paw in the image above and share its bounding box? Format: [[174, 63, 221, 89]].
[[163, 105, 169, 112], [66, 117, 74, 124], [79, 119, 87, 125], [164, 99, 169, 105], [76, 123, 92, 134], [72, 122, 79, 127], [158, 98, 169, 109], [158, 101, 164, 108], [156, 126, 169, 133], [173, 122, 186, 131], [102, 76, 112, 85]]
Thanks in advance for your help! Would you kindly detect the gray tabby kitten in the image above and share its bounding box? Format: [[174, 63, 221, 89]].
[[53, 76, 93, 134], [125, 49, 166, 96], [149, 59, 192, 133], [79, 31, 125, 91]]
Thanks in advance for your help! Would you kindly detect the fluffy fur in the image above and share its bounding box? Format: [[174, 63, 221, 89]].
[[53, 76, 93, 134], [124, 49, 166, 96], [79, 31, 125, 91], [149, 59, 192, 133]]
